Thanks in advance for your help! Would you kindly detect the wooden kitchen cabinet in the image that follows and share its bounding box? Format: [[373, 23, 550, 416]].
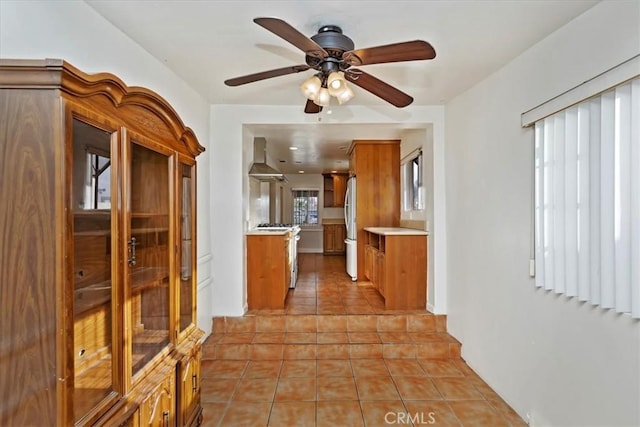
[[348, 140, 401, 280], [247, 231, 292, 309], [323, 173, 349, 207], [323, 223, 346, 255], [376, 251, 386, 298], [364, 240, 384, 296], [0, 59, 205, 427], [363, 228, 427, 310]]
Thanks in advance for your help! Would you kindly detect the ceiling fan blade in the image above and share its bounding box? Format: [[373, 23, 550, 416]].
[[304, 99, 322, 114], [254, 17, 328, 59], [343, 40, 436, 66], [224, 64, 310, 86], [345, 69, 413, 108]]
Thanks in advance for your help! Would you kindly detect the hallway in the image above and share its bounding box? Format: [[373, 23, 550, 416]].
[[200, 254, 525, 426], [253, 254, 426, 316]]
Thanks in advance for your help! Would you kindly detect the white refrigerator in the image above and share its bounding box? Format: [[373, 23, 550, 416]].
[[344, 176, 357, 281]]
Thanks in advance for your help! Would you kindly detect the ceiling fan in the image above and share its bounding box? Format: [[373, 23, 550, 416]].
[[224, 17, 436, 114]]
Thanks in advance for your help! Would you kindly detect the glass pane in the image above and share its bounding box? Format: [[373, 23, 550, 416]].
[[72, 119, 114, 421], [129, 142, 170, 376], [179, 164, 193, 332], [292, 190, 319, 225]]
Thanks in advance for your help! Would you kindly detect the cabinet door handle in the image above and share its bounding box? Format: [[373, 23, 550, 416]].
[[128, 237, 137, 266], [192, 373, 198, 392], [162, 411, 169, 427]]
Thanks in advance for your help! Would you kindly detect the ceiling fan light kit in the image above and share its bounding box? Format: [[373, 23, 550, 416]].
[[336, 84, 354, 104], [300, 71, 353, 107], [315, 87, 331, 107], [327, 71, 348, 94], [224, 17, 436, 114], [300, 74, 322, 99]]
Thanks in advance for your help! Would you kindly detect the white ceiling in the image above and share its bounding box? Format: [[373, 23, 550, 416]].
[[86, 0, 598, 173]]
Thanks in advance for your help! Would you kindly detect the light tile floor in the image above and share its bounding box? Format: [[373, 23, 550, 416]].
[[200, 254, 526, 426]]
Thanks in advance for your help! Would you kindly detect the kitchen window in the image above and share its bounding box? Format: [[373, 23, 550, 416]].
[[292, 189, 319, 225], [402, 149, 424, 211]]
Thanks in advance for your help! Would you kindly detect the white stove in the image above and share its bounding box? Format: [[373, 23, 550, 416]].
[[256, 223, 301, 233]]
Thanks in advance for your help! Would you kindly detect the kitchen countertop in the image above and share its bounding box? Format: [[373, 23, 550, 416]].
[[364, 227, 429, 236], [246, 229, 291, 236], [322, 218, 345, 225]]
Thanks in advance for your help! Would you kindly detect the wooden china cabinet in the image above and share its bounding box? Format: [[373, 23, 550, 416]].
[[0, 59, 205, 426]]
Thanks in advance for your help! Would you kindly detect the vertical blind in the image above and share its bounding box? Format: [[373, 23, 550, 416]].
[[534, 77, 639, 318]]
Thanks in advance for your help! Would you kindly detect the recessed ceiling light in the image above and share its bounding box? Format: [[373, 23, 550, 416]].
[[295, 161, 302, 164], [298, 170, 305, 173], [289, 146, 298, 150], [331, 170, 338, 173]]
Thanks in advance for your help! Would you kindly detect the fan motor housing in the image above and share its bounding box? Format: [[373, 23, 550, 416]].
[[311, 25, 354, 54], [307, 25, 354, 71]]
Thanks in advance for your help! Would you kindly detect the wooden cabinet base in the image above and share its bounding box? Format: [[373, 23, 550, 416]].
[[247, 232, 292, 309], [363, 230, 427, 310], [323, 224, 346, 255], [94, 332, 204, 427]]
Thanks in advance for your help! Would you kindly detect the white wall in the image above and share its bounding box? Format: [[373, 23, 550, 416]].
[[0, 0, 214, 334], [445, 2, 640, 426], [210, 105, 446, 315], [248, 180, 270, 226]]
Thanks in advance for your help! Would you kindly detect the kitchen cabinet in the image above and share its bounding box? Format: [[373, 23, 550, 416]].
[[364, 243, 385, 296], [363, 228, 427, 310], [247, 231, 293, 309], [323, 173, 348, 207], [348, 140, 400, 280], [323, 223, 346, 255], [0, 59, 205, 426]]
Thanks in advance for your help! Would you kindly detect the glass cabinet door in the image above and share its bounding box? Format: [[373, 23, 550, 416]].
[[179, 162, 196, 333], [71, 118, 117, 422], [127, 137, 172, 377]]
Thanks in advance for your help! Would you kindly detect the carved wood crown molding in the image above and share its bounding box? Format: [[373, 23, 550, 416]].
[[0, 58, 205, 157]]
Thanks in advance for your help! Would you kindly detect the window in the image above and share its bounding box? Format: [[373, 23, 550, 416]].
[[292, 189, 319, 225], [533, 77, 639, 318], [86, 148, 111, 209], [402, 150, 424, 211]]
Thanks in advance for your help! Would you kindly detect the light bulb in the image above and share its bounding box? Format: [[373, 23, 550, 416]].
[[327, 72, 347, 96], [314, 87, 331, 107], [335, 85, 354, 104], [300, 75, 321, 100]]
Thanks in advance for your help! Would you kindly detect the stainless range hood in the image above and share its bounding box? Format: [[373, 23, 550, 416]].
[[249, 137, 287, 182]]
